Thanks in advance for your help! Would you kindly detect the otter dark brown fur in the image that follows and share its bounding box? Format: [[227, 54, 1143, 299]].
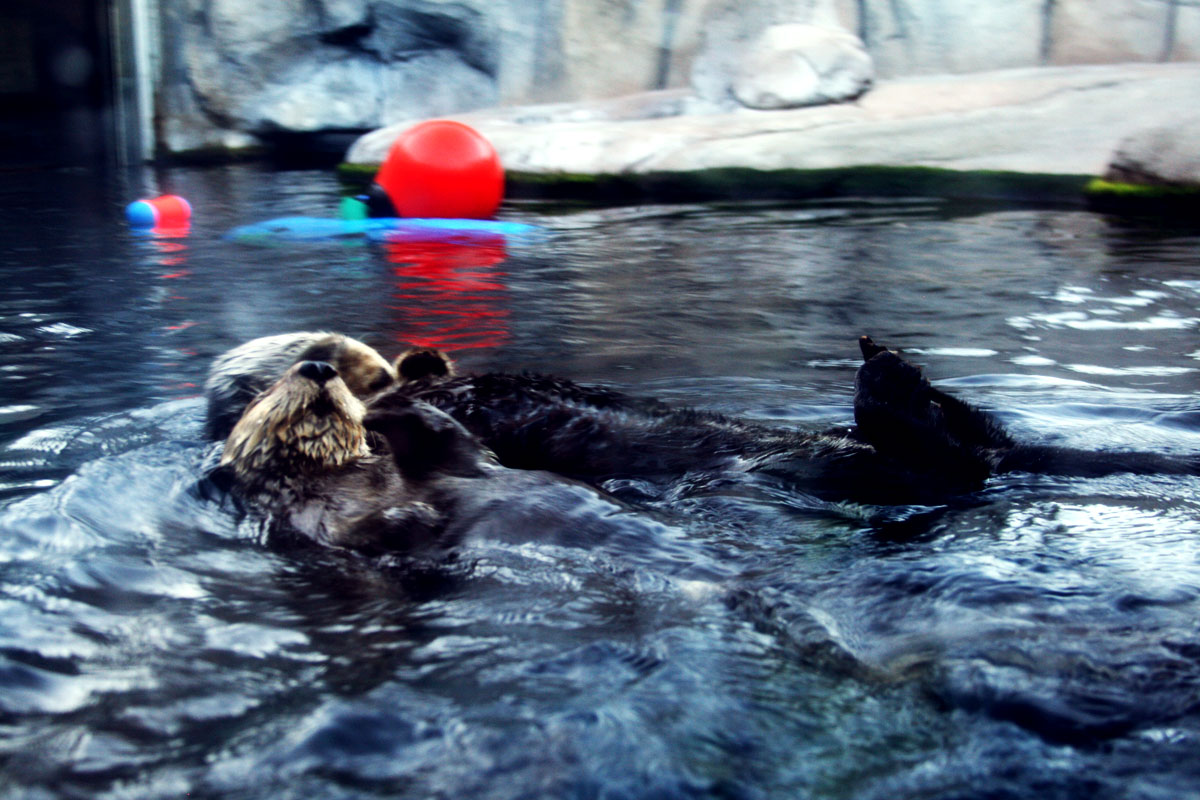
[[382, 350, 963, 502], [217, 359, 671, 553], [381, 339, 1197, 500], [205, 332, 397, 441], [212, 335, 1198, 512], [394, 348, 455, 383], [219, 360, 436, 552], [854, 336, 1199, 481]]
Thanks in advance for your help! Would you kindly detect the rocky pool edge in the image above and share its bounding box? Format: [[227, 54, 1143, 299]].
[[336, 162, 1200, 213]]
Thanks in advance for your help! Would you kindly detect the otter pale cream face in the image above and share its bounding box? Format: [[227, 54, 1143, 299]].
[[204, 332, 397, 441], [220, 360, 370, 483]]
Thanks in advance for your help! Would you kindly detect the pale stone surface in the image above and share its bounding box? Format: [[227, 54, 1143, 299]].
[[347, 63, 1200, 180], [859, 0, 1046, 77], [1047, 0, 1174, 65], [1106, 117, 1200, 187], [1171, 3, 1200, 61], [731, 24, 873, 109]]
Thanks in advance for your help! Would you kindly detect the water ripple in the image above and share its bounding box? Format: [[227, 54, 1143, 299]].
[[2, 180, 1200, 798]]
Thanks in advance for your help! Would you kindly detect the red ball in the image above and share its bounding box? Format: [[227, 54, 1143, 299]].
[[375, 121, 504, 219], [151, 195, 192, 227]]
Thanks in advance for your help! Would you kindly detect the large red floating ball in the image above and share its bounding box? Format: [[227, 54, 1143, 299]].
[[375, 120, 504, 220]]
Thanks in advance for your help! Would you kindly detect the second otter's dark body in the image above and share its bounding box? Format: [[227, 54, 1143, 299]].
[[374, 338, 1198, 503]]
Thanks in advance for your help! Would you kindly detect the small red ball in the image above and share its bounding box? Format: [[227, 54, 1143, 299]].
[[375, 121, 504, 220]]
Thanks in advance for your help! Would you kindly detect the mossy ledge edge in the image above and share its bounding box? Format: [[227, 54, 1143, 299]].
[[338, 163, 1100, 206], [338, 163, 1200, 211]]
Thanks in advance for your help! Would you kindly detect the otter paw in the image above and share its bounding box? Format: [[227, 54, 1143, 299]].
[[395, 349, 455, 383]]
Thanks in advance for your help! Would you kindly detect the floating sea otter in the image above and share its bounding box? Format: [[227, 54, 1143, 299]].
[[217, 359, 434, 551], [206, 333, 1198, 513], [377, 337, 1197, 499], [216, 358, 674, 553]]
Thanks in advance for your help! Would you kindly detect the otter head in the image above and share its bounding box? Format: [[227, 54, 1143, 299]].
[[204, 333, 398, 441], [220, 360, 370, 487]]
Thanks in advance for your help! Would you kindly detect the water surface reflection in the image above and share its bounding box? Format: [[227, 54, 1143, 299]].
[[0, 165, 1198, 799], [385, 237, 510, 351]]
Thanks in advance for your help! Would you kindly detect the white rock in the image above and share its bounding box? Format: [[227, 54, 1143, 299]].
[[346, 63, 1200, 182], [732, 24, 872, 109], [158, 0, 1200, 155]]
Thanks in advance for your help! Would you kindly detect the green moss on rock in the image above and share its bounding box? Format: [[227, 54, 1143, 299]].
[[1083, 178, 1200, 213], [336, 162, 380, 190], [342, 162, 1167, 208], [505, 166, 1094, 206], [1085, 177, 1200, 197], [340, 162, 1095, 205]]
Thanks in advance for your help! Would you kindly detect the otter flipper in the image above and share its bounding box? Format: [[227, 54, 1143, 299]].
[[854, 338, 1012, 486], [855, 337, 1199, 483], [858, 335, 889, 361]]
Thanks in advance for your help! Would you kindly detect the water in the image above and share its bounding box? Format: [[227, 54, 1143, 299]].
[[1, 164, 1199, 799]]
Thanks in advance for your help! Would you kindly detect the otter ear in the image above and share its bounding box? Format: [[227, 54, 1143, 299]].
[[858, 335, 890, 362], [364, 401, 482, 479], [394, 349, 454, 382], [206, 373, 271, 439]]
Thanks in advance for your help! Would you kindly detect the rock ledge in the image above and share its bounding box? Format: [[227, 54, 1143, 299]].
[[346, 63, 1200, 203]]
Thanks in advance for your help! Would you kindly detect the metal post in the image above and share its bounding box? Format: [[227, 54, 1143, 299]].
[[110, 0, 158, 164]]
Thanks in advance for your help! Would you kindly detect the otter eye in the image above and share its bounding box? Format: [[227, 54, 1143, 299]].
[[299, 337, 339, 361], [366, 369, 395, 393]]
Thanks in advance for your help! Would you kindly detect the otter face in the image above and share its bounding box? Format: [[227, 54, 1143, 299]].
[[204, 333, 398, 441], [220, 360, 370, 483]]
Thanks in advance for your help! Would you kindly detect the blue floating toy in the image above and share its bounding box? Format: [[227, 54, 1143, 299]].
[[125, 200, 159, 227], [226, 196, 541, 245], [226, 216, 540, 245]]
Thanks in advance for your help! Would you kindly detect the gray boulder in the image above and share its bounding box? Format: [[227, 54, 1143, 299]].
[[859, 0, 1044, 77], [162, 0, 502, 150], [1105, 118, 1200, 188], [1047, 0, 1200, 66], [731, 24, 872, 109]]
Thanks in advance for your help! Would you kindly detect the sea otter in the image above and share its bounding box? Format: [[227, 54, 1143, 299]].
[[217, 359, 438, 552], [379, 337, 1197, 496], [216, 358, 676, 552], [374, 352, 919, 498], [207, 333, 1197, 507], [204, 332, 397, 440]]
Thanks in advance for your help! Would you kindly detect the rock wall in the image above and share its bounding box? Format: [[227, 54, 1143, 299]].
[[860, 0, 1200, 77], [156, 0, 1200, 155]]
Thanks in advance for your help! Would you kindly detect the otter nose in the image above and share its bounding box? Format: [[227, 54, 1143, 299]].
[[298, 361, 339, 385]]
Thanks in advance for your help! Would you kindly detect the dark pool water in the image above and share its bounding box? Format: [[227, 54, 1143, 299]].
[[1, 164, 1199, 799]]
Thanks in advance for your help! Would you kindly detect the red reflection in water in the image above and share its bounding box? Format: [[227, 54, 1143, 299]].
[[134, 225, 200, 397], [384, 235, 511, 351], [151, 223, 191, 239]]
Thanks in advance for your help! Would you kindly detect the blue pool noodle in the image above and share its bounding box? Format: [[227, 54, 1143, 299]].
[[226, 216, 541, 243]]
